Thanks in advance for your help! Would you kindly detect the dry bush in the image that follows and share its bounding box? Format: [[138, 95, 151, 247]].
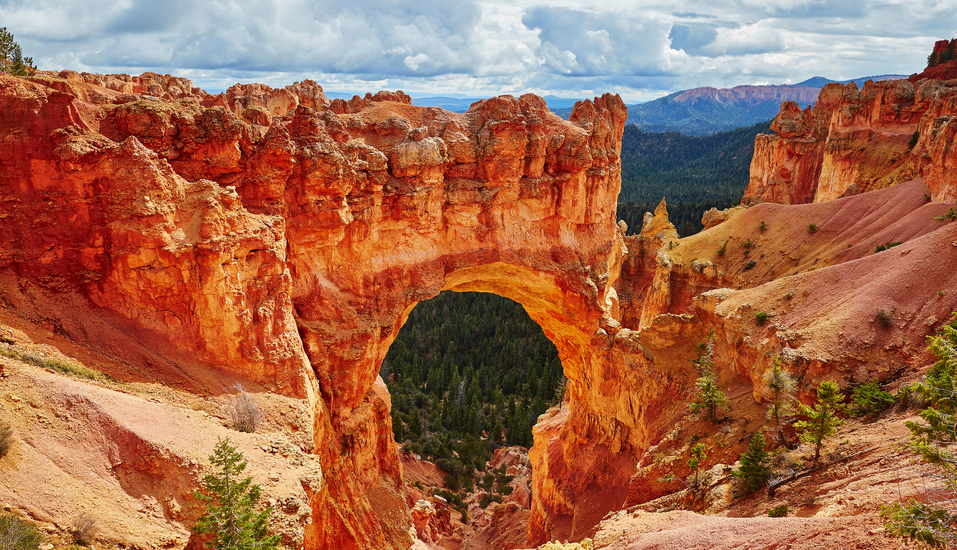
[[0, 513, 42, 550], [0, 419, 13, 459], [71, 512, 97, 546], [228, 384, 263, 433]]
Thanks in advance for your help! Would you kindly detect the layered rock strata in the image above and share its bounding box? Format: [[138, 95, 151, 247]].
[[744, 78, 957, 204], [7, 66, 957, 550], [0, 71, 663, 548]]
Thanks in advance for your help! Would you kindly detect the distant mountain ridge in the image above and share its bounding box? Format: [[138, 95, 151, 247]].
[[552, 74, 907, 136]]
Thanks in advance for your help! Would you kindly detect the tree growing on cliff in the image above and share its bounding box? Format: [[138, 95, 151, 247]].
[[193, 438, 279, 550], [689, 333, 728, 424], [733, 433, 771, 493], [764, 357, 797, 447], [0, 28, 36, 77], [882, 314, 957, 548], [795, 381, 846, 461]]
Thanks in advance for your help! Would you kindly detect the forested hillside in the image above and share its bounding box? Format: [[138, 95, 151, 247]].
[[383, 291, 564, 489], [617, 120, 771, 235]]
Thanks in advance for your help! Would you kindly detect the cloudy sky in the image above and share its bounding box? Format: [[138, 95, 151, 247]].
[[3, 0, 953, 102]]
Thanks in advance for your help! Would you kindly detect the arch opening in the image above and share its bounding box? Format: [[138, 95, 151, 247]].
[[383, 289, 564, 483]]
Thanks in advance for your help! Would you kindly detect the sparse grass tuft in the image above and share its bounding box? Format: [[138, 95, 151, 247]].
[[228, 384, 263, 433], [0, 513, 42, 550], [755, 312, 771, 326], [71, 513, 97, 546], [717, 239, 728, 257], [0, 419, 13, 459], [759, 221, 767, 232], [0, 347, 109, 382]]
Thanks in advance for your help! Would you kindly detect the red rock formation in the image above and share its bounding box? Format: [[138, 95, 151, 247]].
[[909, 39, 957, 82], [10, 62, 954, 550], [0, 71, 641, 548], [744, 76, 957, 204]]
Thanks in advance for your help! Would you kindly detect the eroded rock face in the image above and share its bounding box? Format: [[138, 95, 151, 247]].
[[743, 78, 957, 204], [0, 71, 645, 548]]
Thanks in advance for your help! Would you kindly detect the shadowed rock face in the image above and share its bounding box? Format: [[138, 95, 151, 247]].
[[744, 78, 957, 205], [1, 71, 662, 548]]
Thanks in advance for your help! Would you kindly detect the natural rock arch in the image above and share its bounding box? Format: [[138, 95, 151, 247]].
[[0, 73, 669, 549]]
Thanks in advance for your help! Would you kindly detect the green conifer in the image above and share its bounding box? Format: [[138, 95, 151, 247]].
[[690, 333, 728, 424], [764, 357, 797, 446], [795, 381, 846, 461], [193, 438, 279, 550], [733, 433, 771, 493]]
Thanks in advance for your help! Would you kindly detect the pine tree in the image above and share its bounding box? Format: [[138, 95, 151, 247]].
[[764, 357, 797, 447], [193, 438, 279, 550], [733, 433, 771, 493], [687, 443, 707, 486], [795, 381, 846, 461], [689, 334, 728, 424], [0, 28, 36, 77], [883, 314, 957, 547]]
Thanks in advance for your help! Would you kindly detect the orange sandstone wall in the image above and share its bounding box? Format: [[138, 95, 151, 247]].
[[3, 71, 693, 548], [744, 78, 957, 205]]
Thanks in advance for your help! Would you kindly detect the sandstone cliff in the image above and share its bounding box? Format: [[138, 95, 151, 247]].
[[0, 70, 635, 549], [5, 65, 957, 550], [743, 77, 957, 204]]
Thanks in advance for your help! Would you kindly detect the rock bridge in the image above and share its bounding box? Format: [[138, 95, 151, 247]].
[[0, 72, 697, 548]]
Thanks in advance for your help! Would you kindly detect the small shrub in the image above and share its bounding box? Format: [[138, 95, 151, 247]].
[[755, 312, 771, 326], [759, 221, 767, 232], [71, 513, 97, 546], [0, 513, 42, 550], [479, 493, 502, 508], [768, 505, 790, 518], [228, 384, 263, 433], [717, 239, 728, 257], [851, 381, 896, 417], [874, 241, 903, 253], [875, 308, 895, 329], [744, 260, 757, 271], [741, 239, 753, 251], [939, 291, 945, 299], [0, 420, 13, 459], [934, 207, 957, 222], [785, 292, 794, 300], [807, 224, 818, 233], [907, 130, 920, 150]]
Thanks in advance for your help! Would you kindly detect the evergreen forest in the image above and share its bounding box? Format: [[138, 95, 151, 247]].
[[618, 120, 771, 236], [383, 291, 564, 490]]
